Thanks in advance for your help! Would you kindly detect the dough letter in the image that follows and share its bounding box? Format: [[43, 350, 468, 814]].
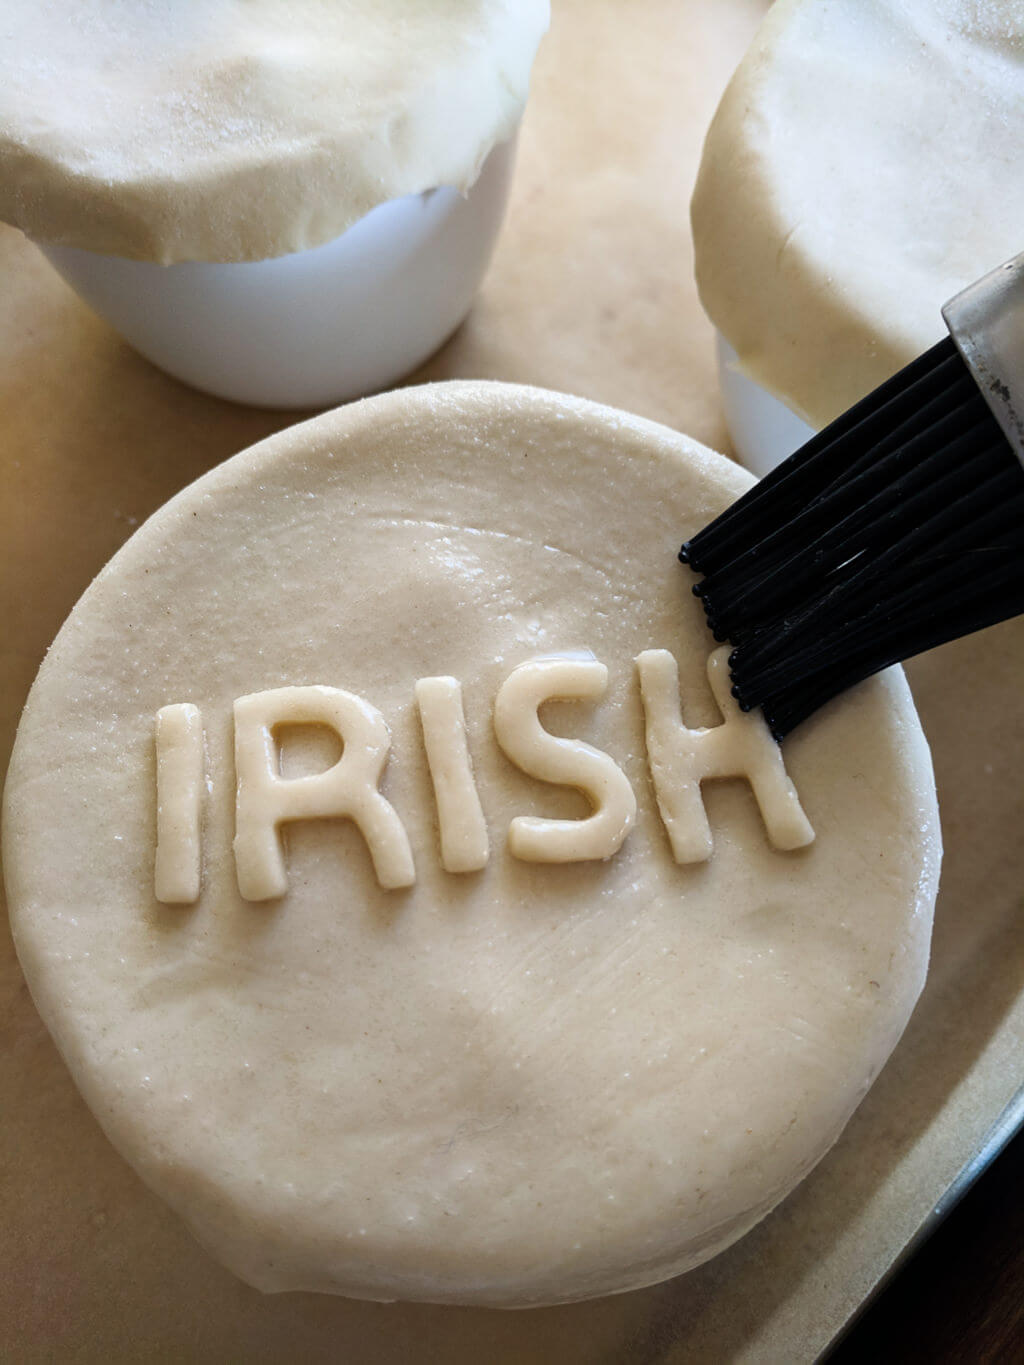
[[636, 647, 814, 863], [233, 686, 415, 900], [415, 677, 489, 873], [494, 656, 636, 862], [154, 703, 205, 905]]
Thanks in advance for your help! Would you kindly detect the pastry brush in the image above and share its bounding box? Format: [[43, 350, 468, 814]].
[[680, 250, 1024, 740]]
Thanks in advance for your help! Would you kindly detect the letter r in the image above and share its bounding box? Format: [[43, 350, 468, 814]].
[[233, 685, 415, 899]]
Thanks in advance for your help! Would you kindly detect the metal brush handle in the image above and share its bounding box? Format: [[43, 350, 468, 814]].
[[942, 250, 1024, 469]]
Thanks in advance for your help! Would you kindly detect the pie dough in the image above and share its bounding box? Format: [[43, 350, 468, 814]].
[[0, 0, 548, 263], [691, 0, 1024, 429], [3, 382, 941, 1306]]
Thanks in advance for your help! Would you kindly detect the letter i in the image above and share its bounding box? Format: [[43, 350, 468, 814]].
[[415, 677, 489, 873], [154, 703, 205, 904]]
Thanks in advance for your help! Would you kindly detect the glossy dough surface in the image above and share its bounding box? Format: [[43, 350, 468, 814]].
[[692, 0, 1024, 427], [0, 0, 548, 263], [3, 383, 940, 1306]]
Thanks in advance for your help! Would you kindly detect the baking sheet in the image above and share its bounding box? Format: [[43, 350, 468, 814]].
[[2, 2, 1023, 1359]]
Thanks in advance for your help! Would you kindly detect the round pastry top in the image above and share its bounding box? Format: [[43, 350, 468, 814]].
[[3, 382, 940, 1306], [691, 0, 1024, 429], [0, 0, 548, 263]]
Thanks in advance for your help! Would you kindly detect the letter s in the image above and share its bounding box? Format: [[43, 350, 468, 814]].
[[493, 656, 636, 863]]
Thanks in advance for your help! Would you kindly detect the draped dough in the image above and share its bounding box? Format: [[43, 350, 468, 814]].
[[692, 0, 1023, 428], [0, 0, 548, 262]]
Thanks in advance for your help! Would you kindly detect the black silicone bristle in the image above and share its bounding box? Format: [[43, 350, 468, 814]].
[[681, 337, 1024, 739]]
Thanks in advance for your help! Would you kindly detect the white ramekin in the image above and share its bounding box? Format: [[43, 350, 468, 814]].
[[39, 139, 516, 409], [716, 334, 816, 478]]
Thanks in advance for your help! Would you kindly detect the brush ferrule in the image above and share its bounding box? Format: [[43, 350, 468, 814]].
[[942, 250, 1024, 471]]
